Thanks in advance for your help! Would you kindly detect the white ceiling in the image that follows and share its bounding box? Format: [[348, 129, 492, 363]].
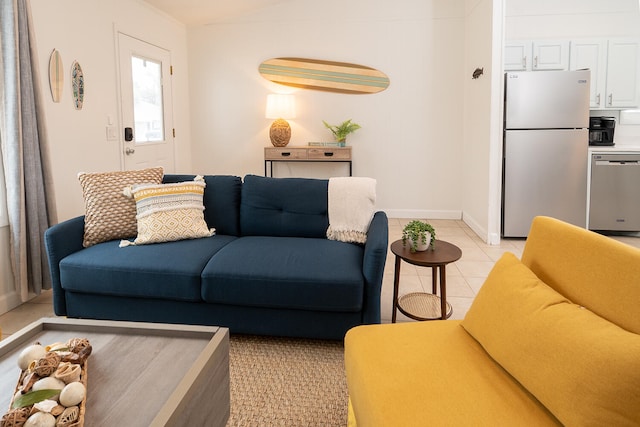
[[142, 0, 292, 26]]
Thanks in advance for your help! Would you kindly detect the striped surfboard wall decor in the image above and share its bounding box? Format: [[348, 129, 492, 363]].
[[259, 57, 390, 94]]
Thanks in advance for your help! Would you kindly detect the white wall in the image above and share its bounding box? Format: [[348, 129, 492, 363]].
[[29, 0, 192, 222], [461, 0, 503, 244], [187, 0, 467, 219], [505, 0, 640, 39]]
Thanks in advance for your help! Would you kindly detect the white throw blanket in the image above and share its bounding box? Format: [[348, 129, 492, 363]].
[[326, 177, 376, 244]]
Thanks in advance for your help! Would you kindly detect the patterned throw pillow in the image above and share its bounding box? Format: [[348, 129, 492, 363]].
[[78, 167, 164, 247], [119, 176, 215, 246]]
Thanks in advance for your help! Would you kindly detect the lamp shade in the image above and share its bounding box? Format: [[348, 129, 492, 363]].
[[265, 94, 296, 119]]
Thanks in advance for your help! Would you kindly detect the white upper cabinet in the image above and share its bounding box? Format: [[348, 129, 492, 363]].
[[504, 41, 532, 71], [569, 39, 607, 108], [504, 40, 569, 71], [508, 37, 640, 109], [605, 39, 639, 108], [532, 40, 569, 70]]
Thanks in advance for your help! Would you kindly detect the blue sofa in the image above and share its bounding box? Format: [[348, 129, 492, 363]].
[[44, 174, 388, 339]]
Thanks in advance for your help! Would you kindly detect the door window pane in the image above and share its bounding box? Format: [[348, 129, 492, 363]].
[[131, 56, 164, 142]]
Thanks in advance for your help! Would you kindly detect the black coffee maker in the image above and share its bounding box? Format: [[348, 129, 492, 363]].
[[589, 117, 615, 146]]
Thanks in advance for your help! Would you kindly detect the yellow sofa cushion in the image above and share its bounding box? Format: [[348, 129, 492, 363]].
[[523, 216, 640, 335], [345, 321, 561, 427], [462, 252, 640, 427]]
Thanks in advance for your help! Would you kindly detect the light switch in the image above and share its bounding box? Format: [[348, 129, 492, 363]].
[[106, 125, 118, 141]]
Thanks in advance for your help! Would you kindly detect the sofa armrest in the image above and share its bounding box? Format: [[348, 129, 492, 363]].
[[361, 211, 388, 324], [44, 216, 86, 316]]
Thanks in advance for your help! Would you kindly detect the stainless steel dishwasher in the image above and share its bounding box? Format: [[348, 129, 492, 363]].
[[589, 153, 640, 231]]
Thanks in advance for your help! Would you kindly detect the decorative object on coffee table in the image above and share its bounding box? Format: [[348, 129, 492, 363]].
[[265, 94, 296, 147], [2, 336, 92, 427]]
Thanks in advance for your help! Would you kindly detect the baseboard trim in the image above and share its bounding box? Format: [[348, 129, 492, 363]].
[[462, 211, 500, 245], [380, 209, 462, 220], [0, 289, 22, 316]]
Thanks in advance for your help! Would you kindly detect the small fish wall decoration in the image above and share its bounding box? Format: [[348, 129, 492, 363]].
[[472, 67, 484, 79]]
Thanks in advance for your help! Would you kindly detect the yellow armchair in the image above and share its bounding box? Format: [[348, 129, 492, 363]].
[[345, 217, 640, 426]]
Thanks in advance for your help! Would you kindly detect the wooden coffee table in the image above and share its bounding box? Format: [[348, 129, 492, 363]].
[[391, 239, 462, 322], [0, 318, 229, 427]]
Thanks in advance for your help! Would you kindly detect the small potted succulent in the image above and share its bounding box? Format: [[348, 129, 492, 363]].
[[402, 220, 436, 252], [322, 119, 361, 143]]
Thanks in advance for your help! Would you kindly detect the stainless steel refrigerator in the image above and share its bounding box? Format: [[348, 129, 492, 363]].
[[502, 70, 590, 237]]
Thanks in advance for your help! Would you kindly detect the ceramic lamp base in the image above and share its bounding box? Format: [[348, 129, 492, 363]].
[[270, 118, 291, 147]]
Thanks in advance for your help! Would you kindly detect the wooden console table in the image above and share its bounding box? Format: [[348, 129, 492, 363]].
[[264, 146, 352, 177]]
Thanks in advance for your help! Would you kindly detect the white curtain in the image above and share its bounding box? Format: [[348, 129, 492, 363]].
[[0, 0, 57, 301]]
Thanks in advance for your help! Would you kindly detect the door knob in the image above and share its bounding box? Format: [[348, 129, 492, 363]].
[[125, 147, 135, 155]]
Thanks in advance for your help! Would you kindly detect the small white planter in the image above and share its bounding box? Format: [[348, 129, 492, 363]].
[[409, 232, 432, 252]]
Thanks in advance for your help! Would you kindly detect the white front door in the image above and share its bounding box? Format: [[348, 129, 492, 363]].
[[118, 33, 175, 172]]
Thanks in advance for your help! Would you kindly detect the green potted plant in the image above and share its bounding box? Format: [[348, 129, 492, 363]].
[[322, 119, 361, 143], [402, 220, 436, 252]]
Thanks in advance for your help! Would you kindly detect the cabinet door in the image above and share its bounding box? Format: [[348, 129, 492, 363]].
[[504, 41, 531, 71], [532, 40, 569, 70], [606, 39, 639, 108], [570, 39, 607, 108]]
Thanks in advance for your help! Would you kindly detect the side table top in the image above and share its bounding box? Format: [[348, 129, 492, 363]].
[[390, 239, 462, 267]]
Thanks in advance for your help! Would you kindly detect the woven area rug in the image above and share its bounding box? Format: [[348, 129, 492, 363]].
[[227, 335, 348, 426]]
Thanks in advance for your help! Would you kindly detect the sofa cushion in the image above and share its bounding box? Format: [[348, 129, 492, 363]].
[[121, 178, 214, 246], [240, 175, 328, 238], [60, 235, 237, 302], [345, 321, 561, 426], [522, 216, 640, 335], [163, 174, 242, 236], [78, 167, 164, 247], [201, 236, 364, 311], [461, 252, 640, 427]]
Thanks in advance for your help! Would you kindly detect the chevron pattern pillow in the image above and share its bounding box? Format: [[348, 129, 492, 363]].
[[120, 176, 215, 246]]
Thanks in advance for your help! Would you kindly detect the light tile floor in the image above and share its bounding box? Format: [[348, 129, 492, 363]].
[[1, 219, 639, 339]]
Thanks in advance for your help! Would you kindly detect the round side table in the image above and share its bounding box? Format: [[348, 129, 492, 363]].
[[391, 239, 462, 322]]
